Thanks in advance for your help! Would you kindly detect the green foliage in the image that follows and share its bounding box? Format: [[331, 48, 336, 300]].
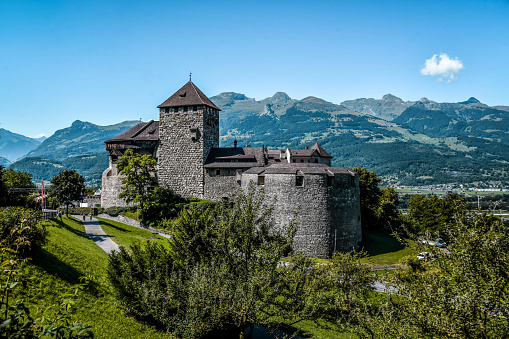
[[104, 206, 127, 217], [353, 167, 382, 229], [49, 170, 86, 206], [406, 193, 465, 239], [353, 167, 402, 231], [142, 186, 184, 223], [0, 167, 37, 208], [366, 211, 509, 338], [0, 207, 46, 254], [0, 216, 93, 338], [117, 149, 157, 219], [376, 187, 401, 231], [108, 186, 305, 338]]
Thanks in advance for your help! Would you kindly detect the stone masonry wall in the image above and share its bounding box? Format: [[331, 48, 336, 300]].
[[101, 163, 129, 208], [241, 172, 361, 258], [157, 106, 219, 198], [204, 169, 242, 201]]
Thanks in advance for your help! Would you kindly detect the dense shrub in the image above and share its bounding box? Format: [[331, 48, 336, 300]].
[[0, 207, 46, 254], [105, 206, 127, 217], [57, 206, 99, 216], [108, 187, 300, 338]]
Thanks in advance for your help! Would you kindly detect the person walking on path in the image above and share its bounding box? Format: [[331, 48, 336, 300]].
[[89, 212, 93, 221], [82, 214, 86, 222]]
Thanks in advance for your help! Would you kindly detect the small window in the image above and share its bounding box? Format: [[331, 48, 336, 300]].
[[314, 159, 318, 163], [164, 108, 169, 114], [193, 105, 197, 112], [296, 176, 304, 187], [300, 159, 304, 163], [327, 176, 333, 186], [258, 176, 265, 185], [216, 169, 221, 176], [292, 159, 296, 163], [174, 107, 179, 113], [183, 106, 188, 113]]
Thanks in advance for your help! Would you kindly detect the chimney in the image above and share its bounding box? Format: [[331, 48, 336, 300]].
[[234, 139, 237, 148], [305, 145, 309, 149]]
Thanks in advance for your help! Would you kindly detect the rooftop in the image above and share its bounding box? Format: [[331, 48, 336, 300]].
[[105, 120, 159, 143], [157, 81, 221, 110]]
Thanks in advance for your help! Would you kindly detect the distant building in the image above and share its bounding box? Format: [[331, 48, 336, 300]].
[[101, 80, 361, 257]]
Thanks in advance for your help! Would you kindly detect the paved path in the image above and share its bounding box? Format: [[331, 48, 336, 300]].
[[73, 215, 120, 254]]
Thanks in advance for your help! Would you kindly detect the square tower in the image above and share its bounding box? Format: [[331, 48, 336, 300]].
[[157, 81, 220, 198]]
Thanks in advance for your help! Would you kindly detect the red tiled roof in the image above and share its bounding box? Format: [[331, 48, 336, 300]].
[[157, 81, 221, 110]]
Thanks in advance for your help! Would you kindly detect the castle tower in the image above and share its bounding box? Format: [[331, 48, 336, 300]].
[[157, 81, 220, 198]]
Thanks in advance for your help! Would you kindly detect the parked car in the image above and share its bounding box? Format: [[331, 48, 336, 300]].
[[420, 239, 436, 246], [417, 252, 432, 261], [435, 238, 447, 248]]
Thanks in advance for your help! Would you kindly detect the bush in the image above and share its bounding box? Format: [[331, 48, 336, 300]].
[[57, 206, 99, 216], [105, 206, 127, 217], [0, 207, 46, 254]]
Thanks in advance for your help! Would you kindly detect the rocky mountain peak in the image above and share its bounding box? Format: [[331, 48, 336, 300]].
[[458, 97, 481, 105], [269, 92, 292, 103], [382, 94, 403, 103]]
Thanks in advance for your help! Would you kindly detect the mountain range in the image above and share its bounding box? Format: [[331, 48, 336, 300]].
[[2, 93, 509, 188]]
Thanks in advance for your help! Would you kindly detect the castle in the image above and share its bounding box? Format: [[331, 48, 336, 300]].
[[101, 80, 362, 258]]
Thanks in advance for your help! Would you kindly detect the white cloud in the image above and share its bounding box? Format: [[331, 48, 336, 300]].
[[30, 133, 46, 139], [420, 53, 464, 82]]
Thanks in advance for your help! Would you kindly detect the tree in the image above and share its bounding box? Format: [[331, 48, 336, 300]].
[[376, 187, 401, 231], [109, 186, 334, 338], [353, 167, 382, 229], [0, 166, 9, 207], [352, 167, 401, 231], [360, 210, 509, 338], [49, 169, 85, 215], [407, 193, 464, 239], [116, 149, 157, 219], [1, 169, 36, 207]]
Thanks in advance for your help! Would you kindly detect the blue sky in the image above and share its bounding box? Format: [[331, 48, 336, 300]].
[[1, 0, 508, 138]]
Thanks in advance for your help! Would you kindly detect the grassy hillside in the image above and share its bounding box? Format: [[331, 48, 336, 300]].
[[19, 216, 173, 338]]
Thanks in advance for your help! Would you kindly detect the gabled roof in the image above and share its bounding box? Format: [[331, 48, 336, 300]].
[[204, 147, 264, 168], [105, 120, 159, 143], [310, 142, 332, 158], [157, 81, 221, 110], [288, 148, 318, 157]]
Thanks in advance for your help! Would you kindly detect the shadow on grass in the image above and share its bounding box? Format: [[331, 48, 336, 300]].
[[31, 247, 83, 285], [98, 219, 135, 234], [361, 230, 405, 256], [51, 217, 90, 240]]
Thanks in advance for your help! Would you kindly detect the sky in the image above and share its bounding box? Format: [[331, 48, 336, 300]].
[[1, 0, 508, 138]]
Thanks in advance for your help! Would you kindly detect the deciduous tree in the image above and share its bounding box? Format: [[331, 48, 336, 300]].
[[49, 169, 85, 215], [116, 149, 157, 219]]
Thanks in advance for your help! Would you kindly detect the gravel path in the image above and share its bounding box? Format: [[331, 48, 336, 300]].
[[74, 215, 120, 254]]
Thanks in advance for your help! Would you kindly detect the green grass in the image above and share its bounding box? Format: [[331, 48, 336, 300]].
[[360, 229, 417, 267], [96, 217, 170, 249], [18, 216, 173, 339], [122, 210, 140, 221]]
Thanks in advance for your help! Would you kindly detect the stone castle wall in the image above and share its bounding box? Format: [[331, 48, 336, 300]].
[[204, 169, 242, 201], [157, 106, 219, 198], [242, 172, 361, 258], [101, 163, 127, 208]]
